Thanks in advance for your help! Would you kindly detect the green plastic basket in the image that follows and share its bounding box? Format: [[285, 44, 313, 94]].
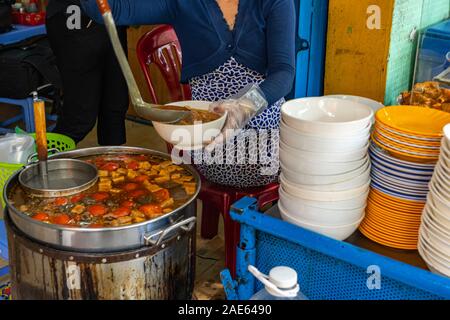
[[0, 133, 76, 207]]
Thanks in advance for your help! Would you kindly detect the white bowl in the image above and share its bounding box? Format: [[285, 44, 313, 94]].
[[422, 210, 450, 243], [428, 194, 450, 229], [280, 185, 369, 211], [444, 124, 450, 145], [326, 95, 385, 115], [418, 242, 450, 277], [152, 101, 227, 150], [440, 146, 450, 168], [279, 188, 366, 226], [430, 175, 450, 204], [281, 164, 370, 192], [420, 223, 450, 257], [281, 97, 374, 136], [280, 145, 368, 176], [280, 140, 369, 163], [280, 173, 371, 202], [281, 159, 371, 186], [280, 121, 370, 153], [279, 202, 363, 241], [420, 235, 450, 262]]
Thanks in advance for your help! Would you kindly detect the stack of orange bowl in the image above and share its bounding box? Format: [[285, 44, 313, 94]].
[[360, 106, 450, 250]]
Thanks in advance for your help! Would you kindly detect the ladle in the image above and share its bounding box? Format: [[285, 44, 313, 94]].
[[96, 0, 190, 124], [18, 94, 98, 198]]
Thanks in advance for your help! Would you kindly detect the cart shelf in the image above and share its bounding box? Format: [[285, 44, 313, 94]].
[[221, 197, 450, 300]]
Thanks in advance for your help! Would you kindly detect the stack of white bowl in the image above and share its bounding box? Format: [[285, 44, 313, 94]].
[[279, 97, 374, 240], [419, 124, 450, 277]]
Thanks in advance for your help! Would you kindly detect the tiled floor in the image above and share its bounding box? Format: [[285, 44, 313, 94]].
[[0, 119, 226, 300]]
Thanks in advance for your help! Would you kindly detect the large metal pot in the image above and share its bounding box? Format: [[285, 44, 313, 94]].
[[3, 147, 201, 253], [3, 147, 200, 300], [4, 209, 196, 300]]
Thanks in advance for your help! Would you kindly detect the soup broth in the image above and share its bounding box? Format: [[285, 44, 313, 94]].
[[9, 154, 197, 228], [158, 105, 222, 125]]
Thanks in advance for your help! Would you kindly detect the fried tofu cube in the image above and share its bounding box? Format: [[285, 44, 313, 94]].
[[127, 169, 138, 179], [184, 186, 196, 195], [71, 204, 85, 214], [163, 208, 173, 214], [154, 176, 170, 184], [98, 181, 112, 192], [171, 173, 181, 180], [139, 161, 151, 170], [151, 165, 161, 171], [183, 182, 197, 189], [146, 183, 163, 193], [160, 198, 174, 209], [160, 161, 172, 168], [98, 170, 109, 177], [117, 168, 128, 175], [112, 176, 125, 184], [166, 165, 177, 173]]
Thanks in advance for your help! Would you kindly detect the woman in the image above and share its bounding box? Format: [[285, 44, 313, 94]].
[[46, 0, 129, 145], [82, 0, 296, 188]]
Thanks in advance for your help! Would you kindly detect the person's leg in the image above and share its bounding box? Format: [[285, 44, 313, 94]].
[[97, 26, 129, 146], [46, 12, 105, 143]]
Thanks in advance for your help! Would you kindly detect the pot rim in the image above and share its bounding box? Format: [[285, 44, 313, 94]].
[[4, 146, 201, 234]]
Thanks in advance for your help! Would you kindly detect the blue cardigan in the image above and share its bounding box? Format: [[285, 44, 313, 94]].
[[81, 0, 296, 105]]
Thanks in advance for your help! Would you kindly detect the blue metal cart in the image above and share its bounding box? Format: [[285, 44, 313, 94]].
[[221, 197, 450, 300]]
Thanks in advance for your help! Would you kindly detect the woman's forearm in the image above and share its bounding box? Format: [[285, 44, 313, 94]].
[[261, 0, 296, 105], [260, 64, 295, 105], [80, 0, 176, 25]]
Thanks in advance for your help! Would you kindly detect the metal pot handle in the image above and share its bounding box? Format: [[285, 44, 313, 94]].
[[27, 148, 60, 164], [143, 216, 196, 247]]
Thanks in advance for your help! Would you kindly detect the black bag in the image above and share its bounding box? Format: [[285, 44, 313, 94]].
[[0, 2, 12, 34], [0, 35, 62, 99]]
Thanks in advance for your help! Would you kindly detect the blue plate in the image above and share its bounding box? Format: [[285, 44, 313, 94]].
[[370, 181, 427, 202], [370, 160, 433, 182]]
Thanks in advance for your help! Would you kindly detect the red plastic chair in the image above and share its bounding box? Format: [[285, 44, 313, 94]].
[[136, 25, 280, 276], [136, 25, 191, 104]]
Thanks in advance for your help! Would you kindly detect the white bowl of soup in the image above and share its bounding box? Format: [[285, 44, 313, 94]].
[[152, 101, 227, 151]]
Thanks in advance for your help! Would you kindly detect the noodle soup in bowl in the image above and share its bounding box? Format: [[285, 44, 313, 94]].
[[152, 101, 227, 150]]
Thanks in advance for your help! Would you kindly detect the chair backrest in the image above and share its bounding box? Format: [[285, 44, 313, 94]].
[[136, 25, 192, 104]]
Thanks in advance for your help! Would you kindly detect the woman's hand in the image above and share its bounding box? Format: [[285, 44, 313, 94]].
[[205, 84, 268, 152]]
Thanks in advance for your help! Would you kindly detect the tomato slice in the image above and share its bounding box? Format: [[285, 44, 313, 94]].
[[133, 175, 149, 183], [139, 204, 162, 216], [123, 183, 139, 192], [111, 207, 131, 218], [88, 204, 108, 216], [91, 192, 110, 202], [100, 162, 120, 172], [32, 212, 50, 222], [127, 161, 139, 170], [127, 189, 148, 199], [154, 189, 170, 202], [54, 197, 68, 206], [121, 200, 135, 209], [71, 194, 85, 203], [52, 214, 71, 225]]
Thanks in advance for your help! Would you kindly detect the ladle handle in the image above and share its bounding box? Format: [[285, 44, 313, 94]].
[[33, 96, 48, 162], [96, 0, 111, 14], [95, 0, 151, 111]]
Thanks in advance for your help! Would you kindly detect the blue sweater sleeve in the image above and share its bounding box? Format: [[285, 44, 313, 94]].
[[259, 0, 296, 105], [80, 0, 177, 25]]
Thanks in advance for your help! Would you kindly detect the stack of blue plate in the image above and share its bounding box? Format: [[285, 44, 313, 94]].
[[369, 143, 435, 202]]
